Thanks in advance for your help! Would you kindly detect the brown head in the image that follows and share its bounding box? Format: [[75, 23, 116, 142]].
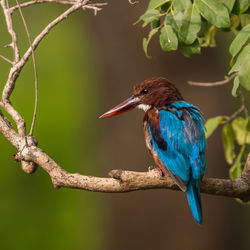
[[99, 77, 184, 118]]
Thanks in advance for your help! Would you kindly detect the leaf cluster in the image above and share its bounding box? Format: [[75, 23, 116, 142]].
[[138, 0, 249, 59], [205, 116, 250, 179], [138, 0, 250, 94]]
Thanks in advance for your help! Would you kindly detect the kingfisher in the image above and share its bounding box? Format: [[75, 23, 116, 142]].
[[99, 77, 206, 224]]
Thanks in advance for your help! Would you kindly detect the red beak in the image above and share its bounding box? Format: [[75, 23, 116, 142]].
[[99, 96, 141, 118]]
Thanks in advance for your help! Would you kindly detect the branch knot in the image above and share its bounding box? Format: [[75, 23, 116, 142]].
[[26, 135, 38, 147]]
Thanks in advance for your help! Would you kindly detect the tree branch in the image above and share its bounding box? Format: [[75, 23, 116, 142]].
[[0, 111, 249, 200], [2, 1, 106, 103], [1, 0, 20, 63], [187, 72, 238, 87], [15, 0, 38, 136], [0, 54, 13, 64], [2, 0, 87, 103], [0, 0, 106, 174], [10, 0, 76, 13]]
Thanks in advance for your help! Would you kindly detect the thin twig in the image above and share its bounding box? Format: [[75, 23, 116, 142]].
[[84, 3, 108, 15], [0, 54, 13, 64], [0, 0, 106, 174], [238, 88, 249, 119], [227, 88, 246, 121], [1, 0, 25, 135], [188, 72, 238, 87], [229, 105, 245, 121], [15, 0, 90, 74], [1, 0, 91, 102], [1, 0, 20, 62], [15, 0, 38, 136], [10, 0, 76, 13]]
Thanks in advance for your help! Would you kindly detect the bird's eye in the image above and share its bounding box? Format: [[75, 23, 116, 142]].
[[141, 89, 148, 95]]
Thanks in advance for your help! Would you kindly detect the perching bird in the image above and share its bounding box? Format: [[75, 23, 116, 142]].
[[99, 77, 206, 224]]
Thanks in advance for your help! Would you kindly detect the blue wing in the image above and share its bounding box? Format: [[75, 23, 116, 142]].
[[147, 101, 206, 224], [148, 101, 206, 183]]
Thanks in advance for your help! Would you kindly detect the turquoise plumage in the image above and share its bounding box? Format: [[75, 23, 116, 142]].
[[147, 101, 206, 224]]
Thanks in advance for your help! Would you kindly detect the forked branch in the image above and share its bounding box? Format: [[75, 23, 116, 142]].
[[0, 0, 106, 173]]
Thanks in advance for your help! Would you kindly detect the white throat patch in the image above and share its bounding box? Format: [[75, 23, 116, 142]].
[[137, 104, 151, 112]]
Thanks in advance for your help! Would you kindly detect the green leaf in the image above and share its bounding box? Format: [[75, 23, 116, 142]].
[[240, 14, 250, 28], [197, 17, 208, 37], [229, 43, 250, 74], [232, 117, 250, 145], [232, 76, 240, 97], [247, 117, 250, 131], [221, 0, 236, 12], [179, 39, 200, 57], [230, 14, 241, 34], [232, 0, 250, 15], [205, 116, 223, 138], [143, 28, 159, 58], [196, 0, 231, 28], [161, 2, 171, 11], [229, 24, 250, 57], [222, 123, 236, 164], [151, 16, 161, 29], [173, 0, 191, 12], [235, 198, 250, 205], [199, 24, 217, 47], [229, 145, 245, 179], [178, 4, 201, 44], [165, 11, 184, 32], [160, 25, 178, 51], [147, 0, 169, 10], [238, 56, 250, 90], [140, 9, 161, 27]]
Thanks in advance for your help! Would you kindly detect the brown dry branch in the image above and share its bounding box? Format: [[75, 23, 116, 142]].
[[9, 0, 76, 13], [187, 72, 238, 87], [0, 1, 250, 201], [0, 54, 13, 64], [0, 110, 250, 200], [228, 87, 249, 122], [15, 0, 38, 136]]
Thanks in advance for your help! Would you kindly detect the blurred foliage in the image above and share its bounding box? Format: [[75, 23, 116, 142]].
[[0, 4, 106, 250], [137, 0, 250, 182]]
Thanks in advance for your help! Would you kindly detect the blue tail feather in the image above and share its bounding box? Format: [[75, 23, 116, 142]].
[[186, 179, 202, 224]]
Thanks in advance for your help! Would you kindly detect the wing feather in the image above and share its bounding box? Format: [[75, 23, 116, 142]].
[[148, 101, 206, 184]]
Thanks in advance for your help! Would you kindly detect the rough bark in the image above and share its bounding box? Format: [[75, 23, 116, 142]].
[[1, 112, 250, 200]]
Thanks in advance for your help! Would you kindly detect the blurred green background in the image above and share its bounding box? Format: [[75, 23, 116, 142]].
[[0, 1, 249, 250], [0, 3, 107, 250]]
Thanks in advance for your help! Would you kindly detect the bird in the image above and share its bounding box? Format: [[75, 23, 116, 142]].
[[99, 77, 206, 224]]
